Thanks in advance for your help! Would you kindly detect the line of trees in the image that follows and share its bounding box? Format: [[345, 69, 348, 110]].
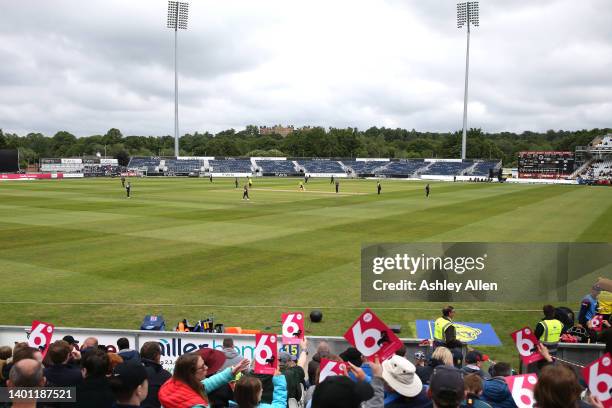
[[0, 126, 608, 168]]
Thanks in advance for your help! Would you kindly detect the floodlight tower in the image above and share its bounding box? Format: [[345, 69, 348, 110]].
[[167, 1, 189, 157], [457, 2, 479, 160]]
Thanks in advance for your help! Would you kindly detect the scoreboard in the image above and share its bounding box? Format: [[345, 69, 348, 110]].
[[518, 151, 574, 179], [0, 149, 19, 173]]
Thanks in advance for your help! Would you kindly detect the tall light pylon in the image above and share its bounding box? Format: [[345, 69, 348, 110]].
[[457, 2, 479, 160], [167, 1, 189, 157]]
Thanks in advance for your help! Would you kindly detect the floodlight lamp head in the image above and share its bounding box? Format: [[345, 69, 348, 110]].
[[457, 2, 479, 29], [167, 1, 189, 30]]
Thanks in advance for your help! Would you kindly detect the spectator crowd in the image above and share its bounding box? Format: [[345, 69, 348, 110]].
[[0, 279, 611, 408]]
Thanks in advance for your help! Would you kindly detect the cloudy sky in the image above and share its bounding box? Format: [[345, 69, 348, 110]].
[[0, 0, 611, 137]]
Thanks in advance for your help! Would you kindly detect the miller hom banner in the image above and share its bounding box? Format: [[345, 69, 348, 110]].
[[361, 243, 612, 302]]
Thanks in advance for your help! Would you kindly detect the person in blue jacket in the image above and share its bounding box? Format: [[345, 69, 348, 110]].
[[481, 363, 517, 408]]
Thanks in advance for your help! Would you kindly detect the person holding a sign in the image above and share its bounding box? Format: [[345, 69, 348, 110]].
[[280, 338, 309, 402], [158, 352, 250, 408], [44, 340, 83, 387], [433, 306, 462, 349], [534, 305, 564, 355]]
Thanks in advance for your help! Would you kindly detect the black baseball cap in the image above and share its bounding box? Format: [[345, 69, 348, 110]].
[[112, 360, 147, 391], [429, 365, 465, 407], [62, 336, 79, 345], [312, 375, 374, 408], [339, 347, 362, 367]]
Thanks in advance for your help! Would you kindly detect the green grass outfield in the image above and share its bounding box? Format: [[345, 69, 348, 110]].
[[1, 177, 611, 363]]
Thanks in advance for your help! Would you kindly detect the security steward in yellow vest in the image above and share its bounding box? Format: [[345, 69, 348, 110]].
[[534, 304, 564, 355], [433, 306, 462, 349], [597, 290, 612, 322]]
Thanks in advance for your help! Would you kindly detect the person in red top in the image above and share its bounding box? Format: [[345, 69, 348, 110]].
[[159, 352, 249, 408]]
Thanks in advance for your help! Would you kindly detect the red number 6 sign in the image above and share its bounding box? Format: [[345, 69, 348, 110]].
[[343, 309, 401, 362], [28, 321, 54, 358], [511, 327, 543, 365], [281, 312, 304, 345], [254, 333, 278, 375], [582, 353, 612, 408]]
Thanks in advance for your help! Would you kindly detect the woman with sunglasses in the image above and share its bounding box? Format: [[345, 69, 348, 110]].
[[159, 352, 250, 408]]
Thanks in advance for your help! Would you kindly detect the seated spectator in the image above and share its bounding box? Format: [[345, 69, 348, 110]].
[[2, 343, 40, 388], [311, 375, 375, 408], [140, 341, 171, 408], [62, 335, 79, 352], [414, 351, 427, 368], [280, 338, 308, 402], [340, 347, 363, 367], [427, 365, 465, 408], [462, 351, 490, 379], [0, 345, 13, 386], [304, 354, 344, 405], [379, 355, 432, 408], [107, 353, 124, 375], [158, 351, 249, 408], [7, 359, 46, 408], [109, 360, 149, 408], [250, 372, 275, 404], [417, 347, 453, 385], [279, 352, 305, 402], [0, 346, 13, 361], [533, 364, 588, 408], [220, 338, 243, 371], [43, 340, 83, 387], [74, 347, 115, 408], [598, 326, 612, 354], [232, 369, 287, 408], [308, 341, 331, 385], [396, 344, 408, 358], [481, 363, 517, 408], [117, 338, 140, 362], [341, 347, 374, 383], [62, 336, 81, 365], [461, 374, 492, 408], [81, 337, 99, 352], [452, 349, 464, 368]]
